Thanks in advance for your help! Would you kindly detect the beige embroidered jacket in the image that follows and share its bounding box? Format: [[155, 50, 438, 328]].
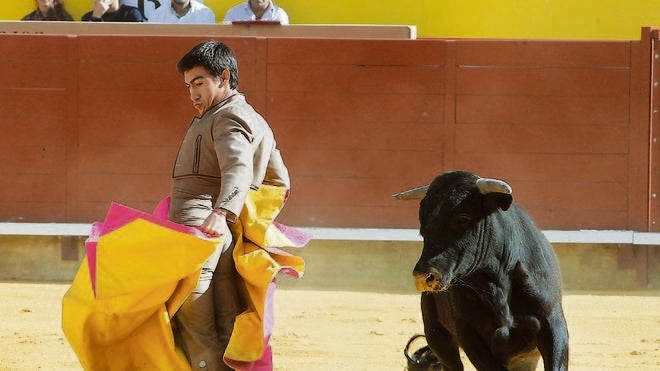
[[171, 93, 289, 222]]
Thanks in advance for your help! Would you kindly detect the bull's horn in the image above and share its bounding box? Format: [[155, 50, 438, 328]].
[[392, 185, 429, 200], [476, 178, 512, 195]]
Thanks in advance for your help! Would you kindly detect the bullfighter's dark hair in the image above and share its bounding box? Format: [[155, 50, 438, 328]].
[[177, 40, 239, 90]]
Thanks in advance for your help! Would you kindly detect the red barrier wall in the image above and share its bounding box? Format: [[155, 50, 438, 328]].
[[0, 31, 653, 230]]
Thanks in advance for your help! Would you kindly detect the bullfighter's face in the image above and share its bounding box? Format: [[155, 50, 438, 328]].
[[183, 66, 232, 116]]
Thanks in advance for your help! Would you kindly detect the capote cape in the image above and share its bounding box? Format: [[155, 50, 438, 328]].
[[62, 184, 309, 370]]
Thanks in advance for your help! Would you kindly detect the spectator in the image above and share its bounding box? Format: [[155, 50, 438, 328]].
[[82, 0, 144, 22], [22, 0, 74, 21], [223, 0, 289, 25], [122, 0, 162, 20], [147, 0, 215, 24]]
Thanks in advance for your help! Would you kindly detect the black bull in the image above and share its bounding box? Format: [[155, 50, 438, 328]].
[[394, 171, 569, 370]]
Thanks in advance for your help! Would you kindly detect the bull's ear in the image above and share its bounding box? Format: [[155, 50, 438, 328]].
[[483, 193, 513, 213]]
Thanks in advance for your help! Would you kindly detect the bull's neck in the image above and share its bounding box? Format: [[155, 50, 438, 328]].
[[467, 214, 513, 275]]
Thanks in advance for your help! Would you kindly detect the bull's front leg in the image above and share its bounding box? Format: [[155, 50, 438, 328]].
[[421, 292, 463, 370], [537, 306, 569, 370], [452, 281, 509, 371], [471, 277, 540, 362], [454, 320, 508, 371]]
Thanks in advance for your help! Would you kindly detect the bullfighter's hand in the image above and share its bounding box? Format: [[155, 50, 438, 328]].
[[198, 209, 230, 238]]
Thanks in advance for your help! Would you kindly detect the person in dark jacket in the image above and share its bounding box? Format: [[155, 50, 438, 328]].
[[82, 0, 144, 22], [22, 0, 74, 21]]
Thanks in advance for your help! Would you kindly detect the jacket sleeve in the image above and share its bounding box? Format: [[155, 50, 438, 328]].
[[212, 118, 254, 220]]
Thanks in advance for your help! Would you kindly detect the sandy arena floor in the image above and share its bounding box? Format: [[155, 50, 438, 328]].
[[0, 282, 659, 370]]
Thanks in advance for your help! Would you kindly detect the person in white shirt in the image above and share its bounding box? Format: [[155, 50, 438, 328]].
[[223, 0, 289, 25], [147, 0, 215, 24]]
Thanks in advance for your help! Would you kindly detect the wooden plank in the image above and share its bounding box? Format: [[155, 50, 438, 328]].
[[279, 179, 422, 229], [252, 37, 268, 115], [456, 40, 631, 68], [275, 120, 442, 151], [454, 124, 629, 154], [0, 145, 66, 174], [510, 179, 628, 229], [0, 34, 68, 60], [452, 153, 628, 183], [646, 29, 660, 231], [76, 173, 170, 203], [0, 174, 66, 202], [527, 208, 627, 230], [267, 39, 443, 65], [288, 176, 428, 206], [514, 179, 627, 211], [279, 203, 420, 228], [76, 35, 258, 63], [75, 43, 257, 91], [76, 90, 190, 145], [456, 95, 629, 126], [77, 145, 176, 175], [282, 148, 443, 180], [267, 64, 444, 94], [628, 30, 651, 231], [0, 91, 67, 122], [266, 91, 444, 123], [0, 202, 68, 222], [76, 60, 182, 90], [0, 61, 68, 88], [10, 120, 68, 146], [64, 35, 80, 221], [456, 67, 630, 96], [441, 41, 457, 172]]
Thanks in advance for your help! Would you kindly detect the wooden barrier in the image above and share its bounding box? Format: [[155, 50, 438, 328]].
[[0, 29, 655, 234], [0, 21, 416, 39]]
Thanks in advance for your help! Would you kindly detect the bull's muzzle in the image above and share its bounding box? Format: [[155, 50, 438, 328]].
[[413, 271, 443, 292]]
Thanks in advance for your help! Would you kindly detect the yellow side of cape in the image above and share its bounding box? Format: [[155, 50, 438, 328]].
[[224, 185, 306, 363], [62, 219, 219, 371], [62, 186, 306, 369]]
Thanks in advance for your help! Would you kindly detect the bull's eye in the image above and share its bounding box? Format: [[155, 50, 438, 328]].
[[450, 214, 472, 230]]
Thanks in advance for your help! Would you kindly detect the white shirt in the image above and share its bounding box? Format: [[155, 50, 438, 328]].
[[147, 0, 215, 24], [223, 1, 289, 25]]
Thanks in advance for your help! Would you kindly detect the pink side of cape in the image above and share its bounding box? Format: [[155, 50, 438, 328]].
[[84, 197, 206, 297], [84, 197, 307, 370]]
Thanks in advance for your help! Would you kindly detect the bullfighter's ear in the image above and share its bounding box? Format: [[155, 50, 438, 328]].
[[483, 193, 513, 213]]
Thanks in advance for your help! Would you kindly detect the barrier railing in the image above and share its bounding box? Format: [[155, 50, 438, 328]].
[[1, 223, 659, 245]]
